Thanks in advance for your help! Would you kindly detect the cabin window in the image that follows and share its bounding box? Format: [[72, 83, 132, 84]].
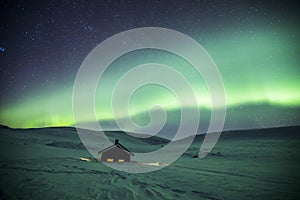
[[118, 159, 124, 163], [107, 158, 114, 162]]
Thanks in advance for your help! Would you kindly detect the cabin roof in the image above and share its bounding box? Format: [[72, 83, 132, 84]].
[[98, 143, 134, 156]]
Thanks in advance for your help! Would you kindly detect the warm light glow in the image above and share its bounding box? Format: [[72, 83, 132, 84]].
[[80, 157, 91, 162]]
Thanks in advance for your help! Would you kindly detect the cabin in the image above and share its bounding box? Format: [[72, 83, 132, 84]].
[[98, 139, 134, 163]]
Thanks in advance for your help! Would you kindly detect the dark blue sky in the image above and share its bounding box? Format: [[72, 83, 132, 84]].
[[0, 0, 299, 129]]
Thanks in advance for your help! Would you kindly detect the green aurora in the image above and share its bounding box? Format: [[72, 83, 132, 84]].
[[1, 26, 299, 129]]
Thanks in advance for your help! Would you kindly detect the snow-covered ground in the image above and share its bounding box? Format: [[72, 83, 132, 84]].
[[0, 125, 299, 199]]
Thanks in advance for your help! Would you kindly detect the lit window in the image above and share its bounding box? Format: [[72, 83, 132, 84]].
[[107, 158, 113, 162], [118, 159, 124, 162]]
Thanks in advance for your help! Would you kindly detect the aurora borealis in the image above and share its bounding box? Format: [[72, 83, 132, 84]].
[[0, 1, 299, 131]]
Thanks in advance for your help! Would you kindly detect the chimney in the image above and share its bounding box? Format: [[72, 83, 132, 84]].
[[114, 139, 119, 145]]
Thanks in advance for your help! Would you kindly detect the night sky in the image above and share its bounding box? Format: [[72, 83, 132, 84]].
[[0, 0, 299, 132]]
